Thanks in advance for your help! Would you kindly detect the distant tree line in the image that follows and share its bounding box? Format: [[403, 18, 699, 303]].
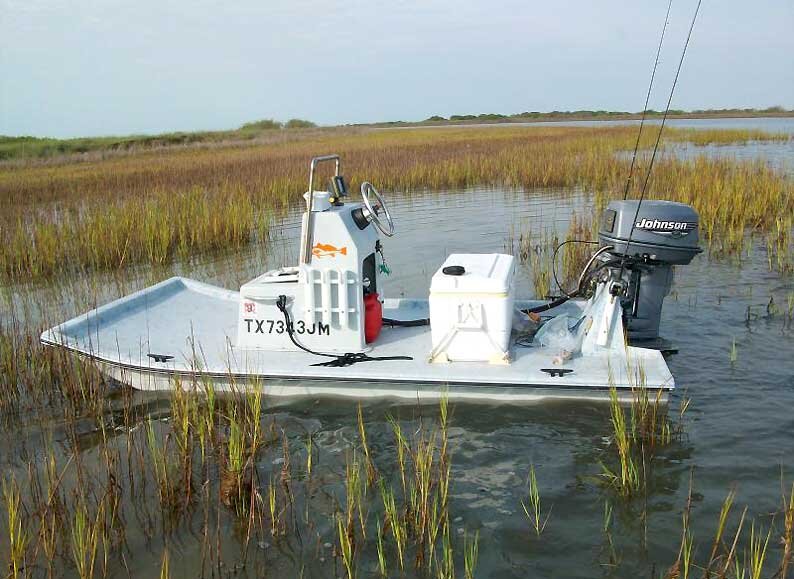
[[0, 118, 318, 160], [417, 107, 791, 124], [238, 118, 316, 131]]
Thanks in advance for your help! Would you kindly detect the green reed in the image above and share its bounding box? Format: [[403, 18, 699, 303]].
[[3, 475, 29, 579], [342, 451, 366, 544], [379, 480, 405, 569], [219, 389, 265, 519], [660, 473, 794, 579], [529, 248, 553, 299], [505, 222, 532, 264], [781, 481, 794, 578], [375, 521, 387, 577], [336, 511, 355, 579], [510, 217, 596, 299], [602, 385, 641, 496], [70, 502, 102, 579], [702, 489, 737, 577], [0, 336, 477, 579], [747, 522, 772, 579], [463, 530, 479, 579], [268, 477, 281, 537], [561, 215, 596, 290], [160, 548, 170, 579], [145, 419, 181, 511], [304, 433, 313, 478], [516, 228, 558, 298], [667, 128, 790, 147], [521, 464, 551, 536], [387, 414, 408, 496], [600, 358, 688, 498], [357, 403, 377, 485]]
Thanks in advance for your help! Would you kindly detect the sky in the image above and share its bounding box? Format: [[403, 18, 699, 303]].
[[1, 0, 792, 138]]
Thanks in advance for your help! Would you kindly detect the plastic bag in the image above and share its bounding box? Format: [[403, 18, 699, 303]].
[[532, 313, 590, 363], [532, 314, 579, 351]]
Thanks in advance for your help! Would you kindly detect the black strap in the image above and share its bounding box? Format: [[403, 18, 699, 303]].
[[311, 352, 413, 367], [276, 295, 412, 367], [382, 317, 429, 327]]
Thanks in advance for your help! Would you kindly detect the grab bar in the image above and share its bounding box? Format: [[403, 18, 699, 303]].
[[300, 155, 341, 265]]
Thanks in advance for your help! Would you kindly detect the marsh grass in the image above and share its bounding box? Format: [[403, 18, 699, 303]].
[[789, 293, 794, 321], [521, 464, 551, 536], [667, 128, 790, 147], [375, 520, 387, 576], [529, 245, 554, 299], [341, 450, 366, 553], [1, 125, 790, 283], [1, 186, 265, 282], [661, 473, 794, 579], [333, 397, 463, 576], [0, 319, 110, 419], [463, 530, 479, 579], [70, 501, 103, 579], [599, 360, 688, 498], [765, 215, 794, 273], [357, 404, 378, 485], [505, 223, 532, 264], [746, 522, 773, 579], [219, 389, 264, 520], [160, 548, 170, 579], [602, 386, 641, 496], [3, 475, 29, 579], [337, 510, 355, 578], [510, 215, 600, 299], [780, 481, 794, 578], [561, 215, 596, 290], [145, 419, 183, 512], [512, 228, 559, 298]]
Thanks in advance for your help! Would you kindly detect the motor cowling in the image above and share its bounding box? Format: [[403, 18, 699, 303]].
[[597, 200, 702, 342]]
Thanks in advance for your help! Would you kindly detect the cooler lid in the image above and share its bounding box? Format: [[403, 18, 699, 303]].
[[430, 253, 515, 294]]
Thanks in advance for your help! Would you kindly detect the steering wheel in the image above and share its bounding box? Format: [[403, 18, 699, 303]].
[[360, 182, 395, 237]]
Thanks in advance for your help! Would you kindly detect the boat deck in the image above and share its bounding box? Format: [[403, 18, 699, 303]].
[[41, 277, 674, 402]]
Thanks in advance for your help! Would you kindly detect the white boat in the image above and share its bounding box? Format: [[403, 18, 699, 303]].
[[41, 155, 701, 403]]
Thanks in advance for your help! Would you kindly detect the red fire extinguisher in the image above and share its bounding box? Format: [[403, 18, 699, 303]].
[[364, 292, 383, 343]]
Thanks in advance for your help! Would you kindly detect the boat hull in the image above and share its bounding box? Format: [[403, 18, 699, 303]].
[[76, 358, 666, 404], [41, 277, 675, 404]]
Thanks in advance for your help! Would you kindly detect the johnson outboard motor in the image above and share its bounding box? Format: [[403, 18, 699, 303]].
[[598, 200, 701, 343]]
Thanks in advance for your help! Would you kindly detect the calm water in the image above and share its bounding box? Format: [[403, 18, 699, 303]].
[[1, 127, 792, 578], [409, 115, 794, 135]]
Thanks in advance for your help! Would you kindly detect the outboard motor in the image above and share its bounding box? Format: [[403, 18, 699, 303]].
[[598, 200, 701, 342]]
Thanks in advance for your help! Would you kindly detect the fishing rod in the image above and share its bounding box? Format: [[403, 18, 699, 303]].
[[550, 0, 674, 298], [622, 0, 674, 201], [615, 0, 703, 291]]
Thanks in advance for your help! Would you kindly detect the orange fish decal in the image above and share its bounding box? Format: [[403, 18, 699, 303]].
[[312, 243, 348, 258]]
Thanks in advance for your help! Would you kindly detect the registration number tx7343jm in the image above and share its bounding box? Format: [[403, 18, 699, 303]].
[[242, 318, 331, 336]]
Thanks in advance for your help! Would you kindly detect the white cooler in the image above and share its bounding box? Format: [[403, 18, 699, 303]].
[[429, 253, 515, 364]]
